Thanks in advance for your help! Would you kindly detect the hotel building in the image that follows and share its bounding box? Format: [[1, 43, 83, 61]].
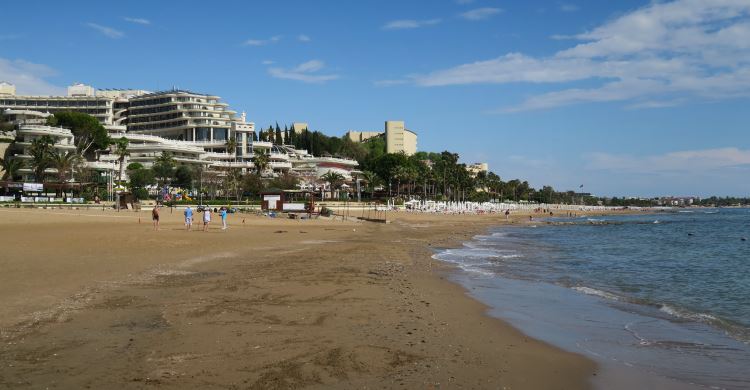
[[385, 120, 417, 156], [127, 90, 235, 144], [1, 82, 360, 183]]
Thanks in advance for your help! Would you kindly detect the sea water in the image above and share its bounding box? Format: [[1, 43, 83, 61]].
[[434, 208, 750, 389]]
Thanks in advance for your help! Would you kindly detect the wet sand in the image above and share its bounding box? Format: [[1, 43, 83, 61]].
[[0, 206, 607, 389]]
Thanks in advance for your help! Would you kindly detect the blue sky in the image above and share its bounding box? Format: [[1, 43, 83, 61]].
[[2, 0, 750, 197]]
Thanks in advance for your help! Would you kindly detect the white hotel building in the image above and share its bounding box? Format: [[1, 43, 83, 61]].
[[0, 82, 358, 182]]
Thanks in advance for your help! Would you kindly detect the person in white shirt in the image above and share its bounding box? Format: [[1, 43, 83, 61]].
[[202, 208, 211, 231]]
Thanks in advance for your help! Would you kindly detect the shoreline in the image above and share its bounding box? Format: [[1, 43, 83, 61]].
[[0, 207, 639, 388], [439, 211, 749, 390]]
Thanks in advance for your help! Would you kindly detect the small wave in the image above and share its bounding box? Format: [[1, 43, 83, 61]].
[[659, 304, 718, 322], [653, 220, 660, 224], [572, 286, 621, 301], [586, 218, 605, 222], [657, 305, 750, 344], [432, 253, 496, 277]]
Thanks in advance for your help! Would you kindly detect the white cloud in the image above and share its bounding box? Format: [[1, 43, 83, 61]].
[[261, 60, 275, 65], [267, 60, 339, 83], [86, 23, 124, 39], [459, 7, 503, 21], [123, 17, 150, 25], [559, 4, 579, 12], [243, 35, 282, 46], [382, 19, 441, 30], [297, 34, 311, 42], [374, 79, 410, 87], [586, 148, 750, 173], [403, 0, 750, 111], [0, 57, 66, 95]]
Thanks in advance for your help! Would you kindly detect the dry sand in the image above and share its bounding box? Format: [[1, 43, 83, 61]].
[[0, 206, 621, 389]]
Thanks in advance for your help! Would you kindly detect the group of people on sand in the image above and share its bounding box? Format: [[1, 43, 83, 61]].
[[150, 205, 229, 232]]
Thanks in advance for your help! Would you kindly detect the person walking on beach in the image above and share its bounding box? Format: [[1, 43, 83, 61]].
[[220, 207, 228, 230], [152, 205, 160, 231], [505, 209, 510, 221], [202, 207, 211, 231], [184, 206, 193, 231]]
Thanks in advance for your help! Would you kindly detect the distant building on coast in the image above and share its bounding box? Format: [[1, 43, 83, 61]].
[[657, 196, 698, 206], [345, 120, 418, 155], [466, 162, 489, 177]]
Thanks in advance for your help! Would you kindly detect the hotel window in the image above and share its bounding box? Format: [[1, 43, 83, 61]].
[[196, 128, 210, 141], [213, 128, 227, 141]]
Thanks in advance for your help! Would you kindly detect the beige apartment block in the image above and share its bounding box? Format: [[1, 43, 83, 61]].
[[346, 130, 383, 143], [385, 120, 417, 156], [467, 162, 489, 177], [292, 122, 309, 133]]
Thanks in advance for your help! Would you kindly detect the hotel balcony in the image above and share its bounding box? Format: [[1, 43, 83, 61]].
[[268, 152, 290, 161], [183, 140, 228, 147], [210, 161, 256, 169], [250, 141, 273, 149], [85, 161, 118, 170], [269, 161, 292, 170], [17, 125, 74, 138], [201, 152, 234, 160]]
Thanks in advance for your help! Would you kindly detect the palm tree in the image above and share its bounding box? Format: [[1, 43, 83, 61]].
[[29, 135, 55, 182], [0, 157, 23, 181], [251, 153, 270, 175], [50, 151, 81, 197], [360, 170, 381, 197], [226, 137, 238, 162], [113, 137, 129, 184], [321, 171, 344, 200]]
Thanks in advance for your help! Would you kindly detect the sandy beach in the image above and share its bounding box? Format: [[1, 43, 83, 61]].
[[0, 206, 609, 389]]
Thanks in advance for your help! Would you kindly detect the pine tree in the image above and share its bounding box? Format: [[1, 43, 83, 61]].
[[275, 128, 282, 145], [288, 126, 296, 145], [305, 130, 313, 153]]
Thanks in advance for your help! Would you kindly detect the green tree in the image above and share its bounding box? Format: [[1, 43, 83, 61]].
[[152, 151, 175, 187], [275, 127, 283, 145], [47, 112, 109, 157], [29, 135, 55, 182], [173, 165, 194, 189], [360, 170, 381, 196], [127, 164, 155, 200], [241, 172, 265, 197], [0, 157, 23, 181], [268, 172, 299, 190], [50, 151, 81, 197], [371, 153, 408, 196], [320, 171, 345, 199], [113, 137, 129, 184], [251, 153, 270, 175]]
